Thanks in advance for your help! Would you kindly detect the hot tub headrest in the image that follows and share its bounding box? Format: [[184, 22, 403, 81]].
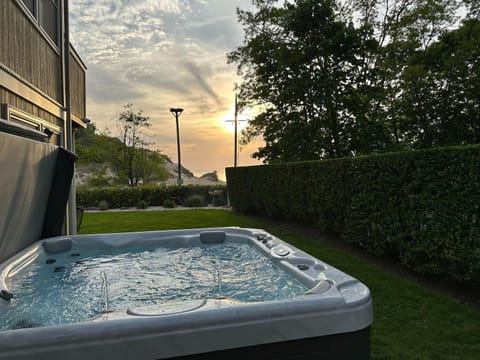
[[42, 237, 73, 254], [200, 231, 226, 244]]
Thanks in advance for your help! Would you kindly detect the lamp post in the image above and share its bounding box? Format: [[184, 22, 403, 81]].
[[170, 108, 184, 185], [225, 94, 247, 167], [234, 94, 238, 167]]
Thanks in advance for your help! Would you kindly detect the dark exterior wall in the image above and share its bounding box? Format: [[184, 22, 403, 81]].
[[0, 1, 62, 104], [70, 53, 86, 121], [0, 86, 62, 128]]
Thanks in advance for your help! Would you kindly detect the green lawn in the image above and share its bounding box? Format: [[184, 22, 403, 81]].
[[80, 210, 480, 360]]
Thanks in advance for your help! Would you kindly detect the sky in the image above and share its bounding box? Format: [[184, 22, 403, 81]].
[[69, 0, 263, 180]]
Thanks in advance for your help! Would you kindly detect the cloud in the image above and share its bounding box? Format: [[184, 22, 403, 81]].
[[182, 61, 221, 105], [70, 0, 262, 177], [87, 63, 144, 103], [70, 0, 177, 64]]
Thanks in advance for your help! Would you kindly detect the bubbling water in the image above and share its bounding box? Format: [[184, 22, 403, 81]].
[[2, 242, 306, 330]]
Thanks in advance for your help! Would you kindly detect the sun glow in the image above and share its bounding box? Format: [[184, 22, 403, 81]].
[[219, 104, 251, 134]]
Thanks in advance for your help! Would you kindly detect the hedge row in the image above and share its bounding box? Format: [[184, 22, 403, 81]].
[[226, 145, 480, 284], [76, 184, 227, 209]]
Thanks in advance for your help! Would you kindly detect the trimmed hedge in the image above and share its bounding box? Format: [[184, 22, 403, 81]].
[[226, 145, 480, 284], [76, 184, 227, 209]]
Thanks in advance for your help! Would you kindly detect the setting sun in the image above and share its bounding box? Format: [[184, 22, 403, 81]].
[[219, 104, 251, 134]]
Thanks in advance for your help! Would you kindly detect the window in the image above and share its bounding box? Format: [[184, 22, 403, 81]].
[[40, 0, 58, 44], [1, 104, 62, 145], [20, 0, 35, 15], [19, 0, 59, 46]]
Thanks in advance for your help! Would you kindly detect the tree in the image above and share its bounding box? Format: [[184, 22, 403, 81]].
[[229, 0, 377, 162], [75, 113, 170, 186], [115, 103, 160, 186], [75, 122, 120, 165], [400, 19, 480, 147], [231, 0, 476, 162], [463, 0, 480, 18], [348, 0, 460, 150]]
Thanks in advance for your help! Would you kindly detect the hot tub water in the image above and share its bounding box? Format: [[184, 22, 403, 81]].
[[1, 242, 306, 330]]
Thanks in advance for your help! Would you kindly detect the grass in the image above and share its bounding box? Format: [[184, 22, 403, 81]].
[[80, 210, 480, 360]]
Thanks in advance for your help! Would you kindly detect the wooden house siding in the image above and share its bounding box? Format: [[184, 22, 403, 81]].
[[0, 0, 87, 235], [0, 87, 62, 128], [70, 53, 86, 121], [0, 1, 62, 104]]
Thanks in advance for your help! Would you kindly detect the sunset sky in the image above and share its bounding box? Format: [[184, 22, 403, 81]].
[[69, 0, 263, 180]]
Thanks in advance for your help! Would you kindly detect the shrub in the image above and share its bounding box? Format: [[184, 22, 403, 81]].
[[184, 194, 206, 208], [226, 145, 480, 284], [137, 200, 149, 209], [98, 200, 109, 211], [208, 189, 227, 206], [77, 185, 227, 209], [212, 195, 226, 207], [162, 199, 176, 208]]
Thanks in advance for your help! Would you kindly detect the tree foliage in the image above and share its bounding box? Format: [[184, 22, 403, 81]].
[[75, 106, 170, 186], [229, 0, 480, 163], [401, 19, 480, 148], [75, 123, 120, 165], [116, 103, 152, 186]]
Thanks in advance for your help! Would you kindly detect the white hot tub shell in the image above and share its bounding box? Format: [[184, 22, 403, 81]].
[[0, 227, 373, 360]]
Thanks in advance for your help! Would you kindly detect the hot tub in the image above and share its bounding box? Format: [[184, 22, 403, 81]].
[[0, 227, 372, 360]]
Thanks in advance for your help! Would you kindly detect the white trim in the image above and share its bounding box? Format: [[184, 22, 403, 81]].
[[4, 104, 61, 133], [0, 64, 64, 118], [1, 104, 63, 145], [0, 65, 86, 129], [0, 118, 48, 142]]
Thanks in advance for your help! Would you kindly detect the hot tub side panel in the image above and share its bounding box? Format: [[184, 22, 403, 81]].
[[169, 327, 371, 360]]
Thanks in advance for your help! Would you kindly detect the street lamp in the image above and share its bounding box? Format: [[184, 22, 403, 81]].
[[224, 94, 247, 167], [170, 108, 184, 185]]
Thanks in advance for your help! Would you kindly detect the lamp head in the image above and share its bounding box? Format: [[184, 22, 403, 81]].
[[170, 108, 184, 116]]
